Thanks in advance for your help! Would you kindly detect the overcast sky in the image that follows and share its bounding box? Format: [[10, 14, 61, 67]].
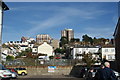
[[3, 2, 118, 43]]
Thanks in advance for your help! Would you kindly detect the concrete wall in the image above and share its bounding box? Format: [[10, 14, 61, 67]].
[[7, 66, 82, 76]]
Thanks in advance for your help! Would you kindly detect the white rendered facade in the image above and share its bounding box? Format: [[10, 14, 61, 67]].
[[72, 47, 99, 59], [102, 48, 115, 61], [32, 42, 54, 57]]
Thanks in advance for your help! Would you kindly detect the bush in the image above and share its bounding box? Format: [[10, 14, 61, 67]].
[[6, 55, 15, 61]]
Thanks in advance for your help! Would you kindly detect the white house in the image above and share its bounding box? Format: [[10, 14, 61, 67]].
[[32, 46, 37, 54], [28, 43, 34, 48], [27, 38, 35, 43], [1, 47, 17, 56], [71, 47, 100, 59], [71, 46, 115, 61], [1, 48, 16, 61], [32, 42, 54, 57], [20, 45, 28, 51], [5, 41, 28, 46], [1, 53, 7, 61], [1, 48, 9, 61], [102, 47, 115, 61]]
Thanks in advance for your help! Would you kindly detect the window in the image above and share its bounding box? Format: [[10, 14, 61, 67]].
[[108, 55, 112, 60], [105, 49, 108, 52], [111, 49, 114, 52], [75, 48, 79, 53], [35, 49, 37, 51]]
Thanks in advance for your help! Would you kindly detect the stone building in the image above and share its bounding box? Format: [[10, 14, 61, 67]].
[[36, 34, 52, 44]]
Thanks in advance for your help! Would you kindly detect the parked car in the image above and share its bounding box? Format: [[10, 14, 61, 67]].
[[0, 64, 12, 79], [10, 71, 18, 79], [7, 68, 18, 78], [15, 68, 27, 76], [7, 68, 17, 73], [55, 57, 61, 59]]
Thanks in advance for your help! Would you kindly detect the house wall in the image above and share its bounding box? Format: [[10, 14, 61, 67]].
[[38, 42, 53, 56], [5, 41, 28, 46], [102, 48, 115, 61], [51, 40, 59, 50], [28, 44, 34, 48], [32, 48, 37, 53], [20, 47, 28, 51], [73, 48, 82, 59], [72, 48, 99, 59]]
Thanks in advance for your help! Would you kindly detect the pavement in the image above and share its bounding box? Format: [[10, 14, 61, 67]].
[[10, 75, 84, 80]]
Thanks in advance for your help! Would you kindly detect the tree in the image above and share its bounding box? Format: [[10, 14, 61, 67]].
[[98, 38, 107, 44], [60, 37, 68, 47], [2, 44, 8, 48], [70, 38, 80, 42], [16, 48, 32, 58], [49, 56, 54, 59], [82, 34, 90, 42], [6, 55, 15, 61], [93, 37, 99, 45], [54, 48, 65, 54], [82, 52, 96, 68], [82, 34, 93, 45]]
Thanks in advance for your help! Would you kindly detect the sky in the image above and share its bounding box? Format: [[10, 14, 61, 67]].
[[2, 2, 118, 43]]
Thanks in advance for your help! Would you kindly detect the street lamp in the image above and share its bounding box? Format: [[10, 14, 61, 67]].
[[0, 1, 9, 63]]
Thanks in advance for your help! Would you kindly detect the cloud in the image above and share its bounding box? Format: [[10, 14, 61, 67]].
[[25, 5, 110, 36], [4, 2, 116, 42]]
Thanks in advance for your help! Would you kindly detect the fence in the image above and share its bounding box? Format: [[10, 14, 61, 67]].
[[4, 59, 84, 66]]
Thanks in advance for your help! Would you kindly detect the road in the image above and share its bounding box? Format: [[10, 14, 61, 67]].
[[9, 75, 84, 80]]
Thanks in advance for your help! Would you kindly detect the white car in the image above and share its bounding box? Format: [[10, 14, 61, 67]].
[[0, 69, 11, 79], [0, 64, 18, 79], [10, 71, 18, 78], [113, 70, 120, 79]]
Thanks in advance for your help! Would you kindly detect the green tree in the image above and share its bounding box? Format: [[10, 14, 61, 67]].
[[93, 37, 99, 44], [49, 56, 54, 59], [6, 55, 15, 61], [98, 38, 107, 44], [2, 44, 8, 48], [60, 37, 68, 47], [16, 48, 32, 58], [82, 34, 90, 42], [54, 48, 65, 54], [70, 38, 80, 42], [82, 34, 93, 45], [82, 52, 96, 68]]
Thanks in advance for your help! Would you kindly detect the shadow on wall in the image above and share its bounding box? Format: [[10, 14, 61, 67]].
[[69, 65, 84, 78]]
